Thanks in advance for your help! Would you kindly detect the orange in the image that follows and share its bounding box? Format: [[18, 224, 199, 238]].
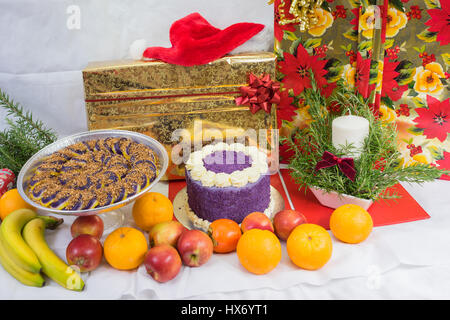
[[329, 204, 373, 244], [132, 192, 173, 231], [236, 229, 281, 275], [287, 224, 332, 270], [104, 227, 148, 270], [0, 189, 34, 221], [209, 219, 242, 253]]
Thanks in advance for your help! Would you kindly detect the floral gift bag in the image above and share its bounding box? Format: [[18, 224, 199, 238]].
[[274, 0, 449, 179]]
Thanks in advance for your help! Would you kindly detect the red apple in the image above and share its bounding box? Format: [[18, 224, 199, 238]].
[[66, 234, 103, 272], [71, 215, 104, 240], [143, 245, 182, 283], [149, 221, 187, 248], [241, 212, 274, 233], [176, 229, 213, 267], [273, 210, 307, 241]]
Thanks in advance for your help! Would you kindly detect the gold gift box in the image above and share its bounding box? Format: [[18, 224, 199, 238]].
[[82, 52, 278, 180]]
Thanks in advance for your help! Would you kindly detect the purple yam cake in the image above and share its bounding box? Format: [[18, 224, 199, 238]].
[[185, 143, 271, 224]]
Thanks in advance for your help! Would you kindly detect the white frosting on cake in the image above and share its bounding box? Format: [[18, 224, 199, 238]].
[[243, 166, 260, 183], [186, 142, 269, 188], [190, 165, 207, 180], [200, 170, 216, 187], [230, 170, 249, 187], [214, 172, 232, 187]]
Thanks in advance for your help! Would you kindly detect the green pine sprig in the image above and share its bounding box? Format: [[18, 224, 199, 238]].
[[0, 89, 57, 176], [283, 71, 447, 201]]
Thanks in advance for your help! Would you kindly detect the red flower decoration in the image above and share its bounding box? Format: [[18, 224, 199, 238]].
[[274, 0, 296, 42], [278, 44, 330, 97], [235, 73, 281, 114], [355, 52, 375, 99], [436, 151, 450, 180], [276, 90, 297, 128], [349, 8, 360, 31], [425, 2, 450, 46], [381, 58, 408, 101], [413, 96, 450, 142]]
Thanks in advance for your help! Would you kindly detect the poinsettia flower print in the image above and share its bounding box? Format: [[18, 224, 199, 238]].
[[278, 44, 329, 97], [413, 96, 450, 142], [276, 90, 297, 128], [436, 151, 450, 180], [381, 59, 408, 101], [274, 0, 296, 42], [425, 1, 450, 46], [355, 52, 375, 99]]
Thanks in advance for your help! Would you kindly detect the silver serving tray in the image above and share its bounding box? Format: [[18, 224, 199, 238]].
[[17, 129, 169, 216]]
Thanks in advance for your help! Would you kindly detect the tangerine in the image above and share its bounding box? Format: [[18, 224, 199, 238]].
[[236, 229, 281, 275], [132, 192, 173, 231], [287, 224, 332, 270], [329, 204, 373, 244], [104, 227, 148, 270], [209, 219, 242, 253], [0, 189, 34, 221]]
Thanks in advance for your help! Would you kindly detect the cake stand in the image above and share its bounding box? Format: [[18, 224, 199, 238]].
[[17, 129, 169, 234], [173, 185, 285, 232]]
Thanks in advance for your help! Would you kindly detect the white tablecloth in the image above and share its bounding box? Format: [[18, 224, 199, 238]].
[[1, 178, 449, 300], [1, 0, 450, 300]]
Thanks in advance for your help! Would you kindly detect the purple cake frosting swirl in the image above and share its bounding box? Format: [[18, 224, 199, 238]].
[[186, 149, 270, 224]]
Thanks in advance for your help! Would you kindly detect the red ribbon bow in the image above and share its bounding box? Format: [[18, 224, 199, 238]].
[[235, 73, 281, 114], [315, 151, 356, 182]]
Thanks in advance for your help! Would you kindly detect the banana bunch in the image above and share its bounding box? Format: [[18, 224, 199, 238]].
[[0, 209, 84, 291]]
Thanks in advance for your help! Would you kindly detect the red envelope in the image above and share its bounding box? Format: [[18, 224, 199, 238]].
[[168, 169, 430, 229]]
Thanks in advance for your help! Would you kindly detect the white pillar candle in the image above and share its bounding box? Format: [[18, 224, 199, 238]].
[[332, 115, 369, 158]]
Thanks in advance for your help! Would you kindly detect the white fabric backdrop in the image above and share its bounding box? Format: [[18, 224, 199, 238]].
[[0, 0, 274, 137], [1, 0, 450, 301]]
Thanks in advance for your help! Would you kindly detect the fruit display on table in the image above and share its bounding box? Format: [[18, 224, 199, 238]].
[[132, 192, 174, 232], [0, 189, 34, 221], [237, 229, 281, 275], [241, 212, 274, 233], [66, 234, 103, 272], [103, 227, 148, 271], [143, 245, 182, 283], [273, 210, 307, 241], [0, 183, 378, 289], [287, 224, 333, 271], [0, 208, 83, 290], [329, 204, 373, 244], [71, 215, 104, 240], [208, 219, 242, 254], [149, 220, 187, 248], [177, 230, 213, 268]]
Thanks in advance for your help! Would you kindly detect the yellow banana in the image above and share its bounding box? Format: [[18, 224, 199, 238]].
[[0, 209, 41, 273], [0, 234, 45, 287], [22, 218, 85, 291]]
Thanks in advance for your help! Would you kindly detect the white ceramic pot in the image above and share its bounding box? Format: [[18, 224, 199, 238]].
[[309, 186, 373, 210]]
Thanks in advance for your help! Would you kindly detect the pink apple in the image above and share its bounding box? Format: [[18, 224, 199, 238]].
[[144, 245, 182, 283], [71, 215, 104, 240], [273, 210, 307, 241], [176, 229, 213, 267], [66, 234, 103, 272], [241, 212, 274, 233], [149, 221, 187, 248]]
